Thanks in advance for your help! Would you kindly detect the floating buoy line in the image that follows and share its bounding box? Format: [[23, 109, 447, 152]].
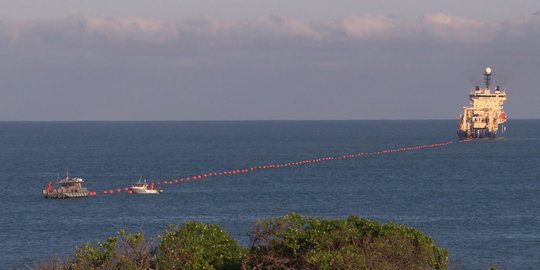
[[91, 140, 459, 197]]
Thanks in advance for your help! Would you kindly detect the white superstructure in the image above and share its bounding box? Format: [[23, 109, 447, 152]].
[[457, 67, 507, 139]]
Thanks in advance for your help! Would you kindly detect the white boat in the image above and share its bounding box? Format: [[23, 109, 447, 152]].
[[129, 179, 162, 194]]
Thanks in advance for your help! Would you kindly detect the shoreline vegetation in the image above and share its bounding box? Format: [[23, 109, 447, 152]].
[[30, 213, 450, 270]]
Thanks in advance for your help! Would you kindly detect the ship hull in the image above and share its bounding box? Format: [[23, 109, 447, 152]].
[[130, 188, 161, 194], [457, 123, 506, 140], [43, 189, 89, 199], [129, 186, 162, 194]]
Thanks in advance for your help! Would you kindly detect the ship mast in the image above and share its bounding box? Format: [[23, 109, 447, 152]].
[[484, 67, 492, 89]]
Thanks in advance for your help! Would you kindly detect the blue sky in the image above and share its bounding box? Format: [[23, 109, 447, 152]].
[[0, 1, 539, 120]]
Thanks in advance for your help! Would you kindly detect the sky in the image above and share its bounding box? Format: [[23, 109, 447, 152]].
[[0, 1, 539, 120]]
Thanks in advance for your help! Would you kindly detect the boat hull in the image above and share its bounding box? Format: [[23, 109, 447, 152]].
[[130, 188, 162, 194], [43, 189, 89, 199], [131, 190, 161, 194], [457, 123, 506, 140]]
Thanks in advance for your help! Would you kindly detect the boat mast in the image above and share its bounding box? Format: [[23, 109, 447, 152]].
[[484, 67, 492, 89]]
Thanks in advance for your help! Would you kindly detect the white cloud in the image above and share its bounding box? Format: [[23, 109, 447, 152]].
[[80, 15, 178, 42], [263, 16, 322, 39], [339, 15, 396, 39], [422, 12, 500, 42], [1, 12, 539, 47]]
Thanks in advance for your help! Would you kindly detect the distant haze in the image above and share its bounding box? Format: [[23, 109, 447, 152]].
[[0, 1, 539, 120]]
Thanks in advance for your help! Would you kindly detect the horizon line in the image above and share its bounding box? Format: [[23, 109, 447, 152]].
[[0, 118, 538, 122]]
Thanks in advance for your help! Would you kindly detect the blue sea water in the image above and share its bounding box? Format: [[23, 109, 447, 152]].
[[0, 120, 539, 269]]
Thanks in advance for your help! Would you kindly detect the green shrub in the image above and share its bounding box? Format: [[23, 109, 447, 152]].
[[32, 214, 449, 270], [242, 213, 448, 270], [70, 230, 152, 270], [156, 222, 246, 270]]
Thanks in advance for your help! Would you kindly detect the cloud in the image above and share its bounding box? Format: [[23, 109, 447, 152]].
[[78, 15, 324, 42], [80, 15, 178, 42], [1, 12, 540, 46], [255, 16, 322, 39], [339, 15, 396, 38], [422, 12, 500, 42], [1, 12, 540, 120]]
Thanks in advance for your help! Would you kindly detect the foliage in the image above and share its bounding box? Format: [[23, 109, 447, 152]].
[[242, 213, 449, 270], [31, 214, 450, 270], [70, 229, 152, 270], [156, 222, 246, 270]]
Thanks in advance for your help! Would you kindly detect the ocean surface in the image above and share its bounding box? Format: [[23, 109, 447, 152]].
[[0, 120, 539, 269]]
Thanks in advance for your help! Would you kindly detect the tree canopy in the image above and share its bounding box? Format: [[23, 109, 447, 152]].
[[31, 213, 448, 270]]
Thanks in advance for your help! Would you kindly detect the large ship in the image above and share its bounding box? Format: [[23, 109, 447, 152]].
[[457, 67, 507, 139]]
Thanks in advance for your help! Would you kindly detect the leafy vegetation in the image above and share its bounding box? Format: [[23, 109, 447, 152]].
[[68, 229, 152, 270], [243, 213, 448, 270], [30, 213, 448, 270], [156, 222, 246, 270]]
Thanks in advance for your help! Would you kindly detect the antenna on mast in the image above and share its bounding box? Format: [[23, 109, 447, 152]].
[[484, 67, 492, 89]]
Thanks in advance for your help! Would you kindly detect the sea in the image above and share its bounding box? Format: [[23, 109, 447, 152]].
[[0, 120, 539, 269]]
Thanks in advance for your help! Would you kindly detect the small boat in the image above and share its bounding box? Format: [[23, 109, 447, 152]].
[[129, 179, 162, 194], [43, 175, 90, 199]]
